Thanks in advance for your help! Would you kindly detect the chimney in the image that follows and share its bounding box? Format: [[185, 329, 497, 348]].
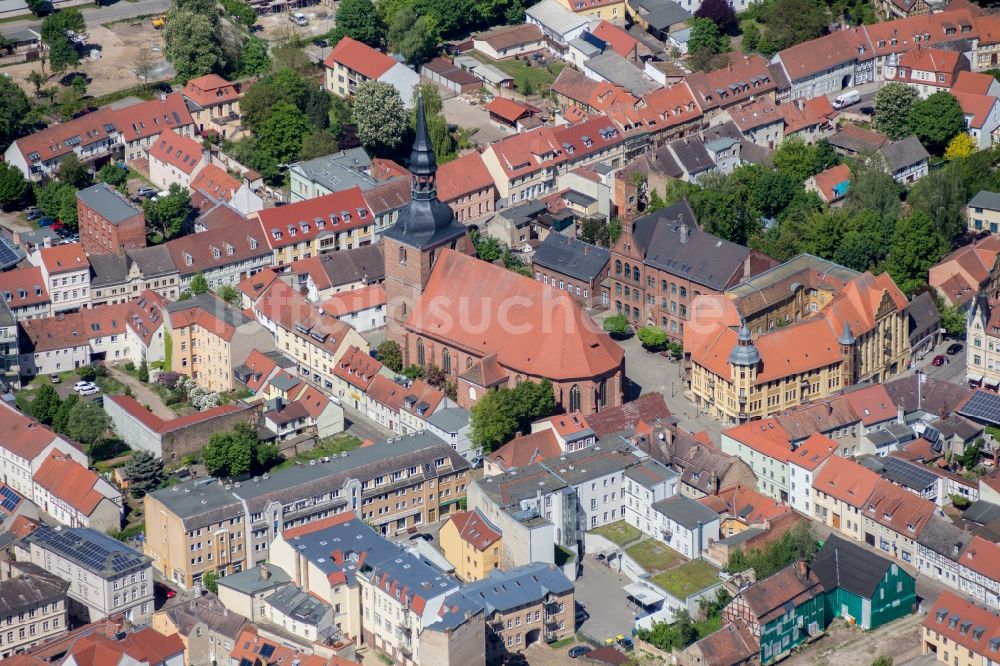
[[259, 563, 270, 580], [160, 91, 167, 102], [796, 560, 808, 579], [897, 400, 905, 425]]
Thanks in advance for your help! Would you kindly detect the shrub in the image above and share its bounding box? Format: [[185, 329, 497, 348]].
[[76, 366, 96, 381]]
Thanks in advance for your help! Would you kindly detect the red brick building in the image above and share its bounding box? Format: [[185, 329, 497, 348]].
[[76, 183, 146, 255], [610, 201, 777, 341], [384, 101, 624, 416]]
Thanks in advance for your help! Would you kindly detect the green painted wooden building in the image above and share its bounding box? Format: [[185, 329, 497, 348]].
[[812, 534, 916, 630]]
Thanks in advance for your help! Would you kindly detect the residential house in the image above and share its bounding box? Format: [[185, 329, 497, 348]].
[[812, 534, 915, 629], [883, 46, 969, 98], [967, 295, 1000, 388], [419, 407, 475, 461], [0, 267, 51, 320], [32, 243, 90, 313], [3, 109, 118, 182], [721, 562, 826, 665], [323, 37, 419, 108], [189, 165, 262, 217], [439, 509, 503, 581], [215, 563, 291, 623], [699, 484, 793, 539], [0, 400, 88, 501], [365, 374, 446, 435], [15, 524, 154, 624], [685, 54, 779, 120], [729, 99, 785, 149], [76, 183, 147, 255], [165, 292, 275, 392], [291, 244, 385, 303], [812, 455, 881, 543], [263, 583, 336, 643], [0, 560, 69, 659], [805, 164, 852, 206], [525, 0, 593, 48], [150, 594, 246, 666], [31, 451, 122, 531], [626, 0, 693, 40], [954, 90, 1000, 149], [148, 129, 208, 191], [859, 478, 936, 566], [721, 420, 793, 502], [958, 535, 1000, 610], [474, 24, 545, 60], [88, 246, 182, 306], [330, 344, 386, 410], [555, 0, 627, 20], [921, 591, 1000, 666], [929, 236, 1000, 308], [650, 495, 720, 558], [907, 290, 943, 359], [967, 190, 1000, 235], [61, 628, 185, 666], [531, 234, 609, 309], [677, 620, 758, 666], [320, 284, 386, 332], [165, 218, 271, 293], [916, 515, 973, 590], [113, 93, 195, 165], [288, 147, 396, 203], [879, 135, 930, 184], [436, 151, 497, 224], [786, 433, 837, 515], [180, 73, 244, 140]]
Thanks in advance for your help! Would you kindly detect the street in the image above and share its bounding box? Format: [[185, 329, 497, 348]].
[[1, 0, 169, 36]]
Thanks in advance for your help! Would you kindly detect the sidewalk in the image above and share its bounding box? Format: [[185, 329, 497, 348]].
[[106, 366, 176, 420]]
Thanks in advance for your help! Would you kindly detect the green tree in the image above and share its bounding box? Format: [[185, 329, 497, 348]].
[[221, 0, 257, 24], [144, 183, 192, 240], [725, 522, 819, 578], [887, 212, 947, 296], [332, 0, 386, 47], [203, 422, 280, 477], [752, 0, 828, 54], [66, 400, 111, 448], [138, 359, 149, 383], [0, 163, 28, 212], [26, 70, 46, 97], [124, 451, 165, 498], [56, 85, 84, 122], [873, 81, 918, 140], [695, 0, 737, 33], [471, 231, 503, 262], [688, 17, 728, 55], [377, 340, 403, 372], [413, 0, 475, 36], [216, 285, 240, 306], [190, 272, 209, 295], [636, 611, 699, 651], [944, 132, 976, 160], [402, 364, 424, 379], [637, 325, 668, 350], [238, 35, 272, 77], [163, 10, 221, 83], [26, 0, 49, 16], [300, 130, 340, 160], [56, 152, 91, 188], [257, 101, 312, 164], [202, 570, 219, 594], [939, 302, 966, 337], [52, 393, 78, 434], [845, 157, 901, 224], [34, 180, 78, 229], [772, 136, 826, 183], [871, 657, 893, 666], [352, 80, 407, 152], [470, 380, 556, 451], [603, 314, 631, 337], [240, 69, 309, 132], [960, 439, 983, 470], [389, 7, 439, 65], [41, 9, 84, 75], [579, 218, 611, 247], [909, 91, 966, 155], [30, 384, 61, 425], [97, 162, 128, 188]]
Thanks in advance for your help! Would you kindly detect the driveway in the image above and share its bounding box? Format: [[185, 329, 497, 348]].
[[342, 403, 393, 443], [443, 96, 509, 148], [574, 557, 638, 643], [107, 367, 175, 420]]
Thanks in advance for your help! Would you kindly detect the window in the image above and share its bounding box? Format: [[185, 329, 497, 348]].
[[442, 348, 451, 374], [399, 247, 407, 265], [416, 339, 425, 366], [569, 384, 581, 412]]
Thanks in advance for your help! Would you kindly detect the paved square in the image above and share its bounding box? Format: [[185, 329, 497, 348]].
[[574, 558, 640, 643]]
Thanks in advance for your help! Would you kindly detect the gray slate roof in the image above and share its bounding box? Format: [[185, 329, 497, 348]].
[[216, 563, 291, 595], [631, 201, 752, 291], [265, 583, 332, 627], [89, 253, 130, 287], [811, 534, 897, 599], [0, 562, 68, 615], [21, 525, 151, 578], [969, 190, 1000, 212], [316, 243, 384, 288], [532, 234, 609, 283], [283, 516, 402, 587], [906, 291, 940, 339], [77, 183, 142, 224], [290, 147, 380, 193], [630, 0, 692, 29], [962, 500, 1000, 526], [426, 406, 470, 433], [652, 495, 718, 529], [166, 292, 252, 329], [880, 135, 930, 172], [585, 51, 659, 96], [668, 138, 714, 175], [916, 515, 972, 561], [129, 245, 178, 277]]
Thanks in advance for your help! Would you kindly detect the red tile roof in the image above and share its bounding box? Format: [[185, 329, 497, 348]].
[[112, 93, 193, 144], [685, 53, 776, 111], [240, 348, 281, 392], [701, 484, 791, 523], [106, 394, 244, 434], [538, 412, 591, 438], [885, 46, 963, 88], [238, 267, 280, 303], [776, 27, 872, 81], [843, 383, 897, 426], [149, 129, 205, 175], [0, 402, 68, 461], [591, 21, 639, 59], [408, 249, 623, 382], [38, 243, 88, 274], [487, 429, 561, 470], [586, 393, 670, 437], [737, 563, 824, 625], [436, 151, 495, 203], [333, 345, 383, 391], [813, 455, 880, 507], [787, 433, 837, 471], [181, 73, 241, 108], [486, 116, 625, 179], [960, 535, 1000, 582], [923, 591, 1000, 656], [165, 217, 268, 277], [778, 96, 837, 134], [724, 419, 793, 462], [9, 108, 117, 165], [448, 508, 502, 550], [282, 510, 356, 539], [367, 374, 443, 415], [256, 186, 373, 250], [324, 36, 396, 79], [0, 266, 49, 308], [954, 90, 998, 129], [485, 97, 531, 123], [67, 628, 184, 666], [33, 452, 108, 516], [863, 477, 935, 537], [254, 279, 356, 357], [190, 164, 241, 202], [321, 284, 385, 316], [809, 163, 852, 203], [953, 69, 997, 94]]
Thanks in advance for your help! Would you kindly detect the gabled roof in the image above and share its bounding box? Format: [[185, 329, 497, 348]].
[[324, 36, 398, 79], [181, 73, 241, 108], [190, 164, 241, 203], [164, 217, 268, 277], [587, 393, 670, 437], [723, 419, 792, 463], [253, 279, 357, 358], [959, 535, 1000, 582], [813, 455, 880, 507], [923, 591, 1000, 657], [487, 429, 561, 470], [333, 345, 383, 391], [863, 477, 936, 537], [0, 266, 49, 308], [436, 150, 495, 203], [475, 23, 543, 50], [954, 90, 998, 130], [736, 562, 824, 625], [448, 508, 502, 550], [256, 186, 373, 249], [953, 70, 998, 94], [321, 284, 385, 316], [685, 53, 776, 111], [776, 28, 872, 81], [112, 93, 193, 143], [811, 534, 898, 599], [149, 128, 204, 175], [787, 433, 837, 471], [38, 243, 87, 274], [809, 163, 852, 203], [9, 108, 117, 165], [106, 394, 245, 435], [591, 21, 640, 58], [532, 233, 609, 282], [407, 249, 623, 381], [700, 484, 790, 524]]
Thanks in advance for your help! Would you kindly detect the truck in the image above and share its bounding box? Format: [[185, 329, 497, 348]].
[[832, 89, 861, 109]]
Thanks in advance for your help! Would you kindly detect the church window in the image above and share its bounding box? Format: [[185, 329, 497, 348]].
[[442, 349, 451, 374], [417, 339, 425, 366], [399, 247, 407, 265], [569, 385, 581, 412]]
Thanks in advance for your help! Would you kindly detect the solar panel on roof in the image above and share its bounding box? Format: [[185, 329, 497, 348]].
[[959, 391, 1000, 425], [0, 486, 21, 513]]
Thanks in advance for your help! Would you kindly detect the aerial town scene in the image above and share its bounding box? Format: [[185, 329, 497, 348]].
[[4, 0, 1000, 663]]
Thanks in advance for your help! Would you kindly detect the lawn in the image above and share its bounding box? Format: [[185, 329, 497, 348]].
[[649, 560, 721, 600], [470, 51, 564, 95], [589, 520, 642, 547], [274, 433, 362, 469], [625, 539, 683, 575]]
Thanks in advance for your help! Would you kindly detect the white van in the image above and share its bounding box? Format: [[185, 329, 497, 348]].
[[291, 11, 309, 26], [832, 89, 861, 109]]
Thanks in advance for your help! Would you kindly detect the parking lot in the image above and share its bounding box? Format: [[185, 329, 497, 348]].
[[574, 557, 640, 644]]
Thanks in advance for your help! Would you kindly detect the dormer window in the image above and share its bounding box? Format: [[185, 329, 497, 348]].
[[249, 236, 258, 249], [271, 230, 282, 240], [184, 253, 193, 266], [212, 246, 221, 259], [330, 215, 340, 225], [289, 227, 297, 237], [226, 243, 234, 256], [358, 208, 368, 218], [301, 222, 310, 233]]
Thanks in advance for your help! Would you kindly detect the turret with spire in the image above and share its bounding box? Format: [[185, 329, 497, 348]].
[[729, 320, 760, 367]]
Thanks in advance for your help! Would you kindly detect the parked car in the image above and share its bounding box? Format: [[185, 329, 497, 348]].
[[37, 217, 54, 227], [932, 355, 946, 367], [78, 385, 100, 396], [947, 343, 964, 355], [25, 210, 43, 221], [859, 105, 875, 116], [313, 38, 328, 47], [617, 636, 634, 650], [832, 89, 861, 109], [48, 374, 61, 384], [568, 646, 592, 658], [73, 381, 93, 391], [51, 222, 63, 232], [137, 187, 157, 198], [470, 456, 483, 469], [155, 581, 176, 598], [409, 532, 432, 542]]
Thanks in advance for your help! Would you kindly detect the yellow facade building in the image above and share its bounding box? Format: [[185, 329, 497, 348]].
[[439, 509, 503, 582]]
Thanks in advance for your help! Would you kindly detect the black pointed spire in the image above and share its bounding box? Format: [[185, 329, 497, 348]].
[[381, 94, 467, 250], [410, 95, 437, 177]]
